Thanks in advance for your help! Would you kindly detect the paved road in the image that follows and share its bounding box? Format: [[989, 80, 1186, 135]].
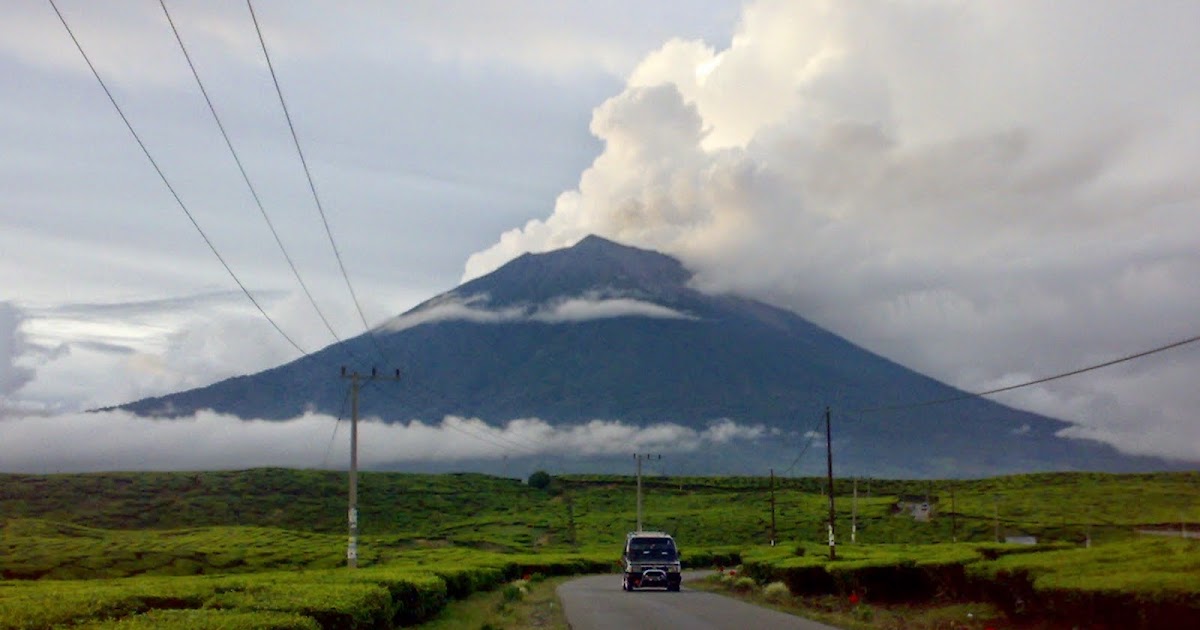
[[557, 572, 839, 630]]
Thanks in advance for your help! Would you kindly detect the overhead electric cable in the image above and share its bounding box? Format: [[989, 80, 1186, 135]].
[[49, 0, 307, 356], [158, 0, 357, 361], [779, 412, 827, 476], [321, 383, 354, 468], [245, 0, 388, 363], [855, 332, 1200, 414]]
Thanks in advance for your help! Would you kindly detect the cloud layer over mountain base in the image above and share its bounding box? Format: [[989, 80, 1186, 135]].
[[0, 410, 765, 474]]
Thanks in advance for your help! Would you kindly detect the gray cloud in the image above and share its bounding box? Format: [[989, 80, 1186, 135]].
[[0, 302, 35, 401], [465, 2, 1200, 461], [0, 409, 764, 473]]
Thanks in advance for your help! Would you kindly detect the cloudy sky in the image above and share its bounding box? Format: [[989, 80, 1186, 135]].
[[2, 0, 1198, 471]]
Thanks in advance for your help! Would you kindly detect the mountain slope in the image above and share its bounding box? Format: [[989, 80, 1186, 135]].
[[115, 236, 1175, 476]]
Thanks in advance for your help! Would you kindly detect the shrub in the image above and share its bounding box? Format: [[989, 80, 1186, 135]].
[[732, 577, 757, 593], [501, 583, 525, 603], [527, 471, 552, 490], [763, 581, 791, 603]]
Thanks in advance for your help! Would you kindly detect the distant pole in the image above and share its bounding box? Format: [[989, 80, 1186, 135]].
[[341, 366, 401, 568], [993, 495, 1001, 543], [566, 491, 577, 549], [825, 406, 836, 560], [769, 468, 777, 546], [950, 484, 957, 543], [634, 454, 660, 531], [852, 477, 858, 544]]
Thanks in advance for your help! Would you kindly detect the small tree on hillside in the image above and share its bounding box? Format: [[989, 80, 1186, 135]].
[[528, 470, 552, 490]]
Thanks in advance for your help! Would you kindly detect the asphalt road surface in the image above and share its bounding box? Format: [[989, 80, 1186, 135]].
[[557, 572, 840, 630]]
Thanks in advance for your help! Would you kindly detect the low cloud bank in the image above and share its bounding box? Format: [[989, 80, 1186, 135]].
[[381, 292, 695, 333], [0, 409, 764, 473]]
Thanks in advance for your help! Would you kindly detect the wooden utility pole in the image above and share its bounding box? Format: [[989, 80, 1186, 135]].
[[634, 454, 661, 532], [340, 366, 401, 568], [769, 468, 777, 546], [825, 406, 836, 560]]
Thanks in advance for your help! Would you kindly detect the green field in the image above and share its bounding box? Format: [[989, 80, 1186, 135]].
[[0, 469, 1196, 628]]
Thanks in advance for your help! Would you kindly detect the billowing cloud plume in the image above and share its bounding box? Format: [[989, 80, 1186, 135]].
[[464, 1, 1200, 460], [0, 410, 765, 473], [381, 292, 695, 332]]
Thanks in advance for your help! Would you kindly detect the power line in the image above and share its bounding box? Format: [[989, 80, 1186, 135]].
[[243, 1, 551, 460], [245, 0, 387, 363], [158, 0, 357, 360], [321, 383, 353, 468], [855, 332, 1200, 414], [54, 0, 530, 464], [780, 412, 826, 476], [48, 0, 307, 357]]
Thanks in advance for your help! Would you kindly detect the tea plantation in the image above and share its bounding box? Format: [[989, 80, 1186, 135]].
[[0, 469, 1196, 628]]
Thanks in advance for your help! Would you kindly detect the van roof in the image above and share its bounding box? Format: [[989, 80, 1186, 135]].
[[627, 531, 672, 539]]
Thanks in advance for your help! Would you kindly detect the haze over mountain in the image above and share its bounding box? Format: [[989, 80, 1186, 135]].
[[117, 236, 1177, 476]]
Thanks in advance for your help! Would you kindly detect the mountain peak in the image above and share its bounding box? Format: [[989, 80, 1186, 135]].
[[571, 234, 628, 251], [454, 235, 691, 306]]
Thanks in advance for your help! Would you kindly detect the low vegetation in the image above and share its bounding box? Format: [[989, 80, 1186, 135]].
[[0, 469, 1196, 628]]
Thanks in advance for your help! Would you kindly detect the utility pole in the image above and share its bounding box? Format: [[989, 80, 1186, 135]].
[[950, 484, 957, 543], [993, 494, 1001, 543], [769, 468, 777, 546], [340, 366, 401, 568], [825, 406, 836, 560], [566, 491, 577, 549], [634, 454, 661, 532], [852, 477, 858, 544]]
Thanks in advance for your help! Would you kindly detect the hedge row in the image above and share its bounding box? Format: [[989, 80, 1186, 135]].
[[75, 610, 322, 630], [0, 549, 636, 630], [739, 540, 1200, 630]]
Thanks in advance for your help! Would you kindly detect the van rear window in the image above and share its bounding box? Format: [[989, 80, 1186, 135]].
[[628, 538, 677, 559]]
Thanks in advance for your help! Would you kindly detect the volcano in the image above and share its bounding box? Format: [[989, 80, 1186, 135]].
[[116, 235, 1173, 476]]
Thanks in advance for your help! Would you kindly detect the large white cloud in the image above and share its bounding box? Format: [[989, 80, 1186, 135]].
[[464, 1, 1200, 460], [0, 409, 764, 473]]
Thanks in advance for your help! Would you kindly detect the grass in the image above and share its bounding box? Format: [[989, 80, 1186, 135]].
[[416, 575, 569, 630]]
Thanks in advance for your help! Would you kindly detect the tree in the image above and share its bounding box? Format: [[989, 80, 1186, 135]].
[[527, 470, 552, 490]]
